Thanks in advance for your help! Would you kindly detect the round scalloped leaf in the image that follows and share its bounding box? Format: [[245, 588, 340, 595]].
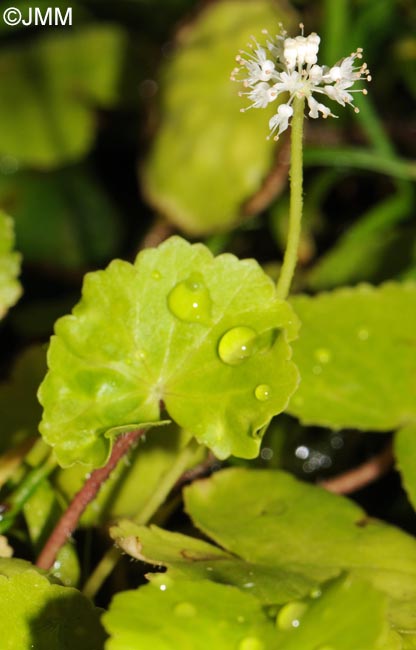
[[103, 573, 386, 650], [0, 565, 105, 649], [183, 468, 416, 641], [111, 468, 416, 643], [0, 211, 21, 319], [141, 0, 297, 235], [288, 283, 416, 430], [103, 576, 275, 650], [39, 236, 299, 467]]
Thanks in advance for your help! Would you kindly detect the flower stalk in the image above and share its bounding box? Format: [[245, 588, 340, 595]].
[[232, 23, 371, 298], [276, 95, 305, 300]]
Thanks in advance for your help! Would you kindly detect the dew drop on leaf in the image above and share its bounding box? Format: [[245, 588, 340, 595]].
[[217, 327, 257, 366], [167, 273, 212, 324], [254, 384, 271, 401], [152, 270, 162, 280], [357, 327, 370, 341], [314, 348, 331, 364], [238, 636, 264, 650], [173, 601, 196, 617], [276, 601, 308, 630]]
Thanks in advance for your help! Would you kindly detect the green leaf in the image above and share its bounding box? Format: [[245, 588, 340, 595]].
[[0, 563, 105, 649], [288, 282, 416, 430], [102, 572, 387, 650], [103, 575, 276, 650], [110, 519, 325, 605], [142, 0, 297, 235], [116, 468, 416, 643], [185, 469, 416, 638], [39, 236, 299, 467], [0, 211, 21, 319], [271, 576, 387, 650], [0, 165, 121, 270], [0, 346, 45, 453], [395, 423, 416, 511], [0, 25, 125, 168]]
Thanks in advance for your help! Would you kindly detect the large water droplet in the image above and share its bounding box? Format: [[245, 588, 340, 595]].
[[254, 384, 271, 401], [168, 273, 212, 324], [238, 637, 264, 650], [277, 601, 308, 630], [174, 601, 196, 617], [218, 327, 257, 365]]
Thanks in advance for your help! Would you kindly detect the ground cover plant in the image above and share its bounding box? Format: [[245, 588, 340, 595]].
[[0, 0, 415, 647]]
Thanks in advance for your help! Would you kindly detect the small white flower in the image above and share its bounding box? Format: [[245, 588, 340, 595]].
[[231, 23, 371, 139]]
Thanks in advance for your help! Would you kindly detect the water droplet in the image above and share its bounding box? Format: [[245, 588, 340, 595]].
[[159, 584, 167, 591], [309, 588, 322, 599], [254, 384, 271, 401], [168, 273, 212, 324], [314, 348, 331, 364], [218, 327, 257, 366], [174, 601, 196, 617], [277, 601, 308, 630], [243, 581, 255, 588], [357, 327, 369, 341], [238, 637, 264, 650], [260, 447, 273, 460], [206, 566, 213, 572], [152, 270, 162, 280], [312, 365, 322, 375], [295, 445, 309, 460]]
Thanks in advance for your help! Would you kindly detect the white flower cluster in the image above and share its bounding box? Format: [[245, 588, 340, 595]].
[[231, 24, 371, 140]]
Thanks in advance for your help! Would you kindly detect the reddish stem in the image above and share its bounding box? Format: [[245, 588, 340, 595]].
[[36, 429, 146, 571], [320, 441, 394, 495]]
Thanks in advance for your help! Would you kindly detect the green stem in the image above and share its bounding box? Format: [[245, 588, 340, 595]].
[[0, 453, 57, 534], [276, 96, 305, 300], [82, 439, 201, 599], [304, 147, 416, 181]]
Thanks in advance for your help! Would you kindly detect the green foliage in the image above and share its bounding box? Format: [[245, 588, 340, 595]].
[[103, 575, 276, 650], [395, 424, 416, 511], [0, 560, 105, 649], [39, 236, 299, 467], [0, 166, 121, 270], [112, 467, 416, 646], [103, 573, 387, 650], [0, 211, 21, 319], [288, 283, 416, 430], [0, 25, 125, 168], [142, 0, 297, 235], [55, 425, 204, 526], [0, 346, 45, 452]]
